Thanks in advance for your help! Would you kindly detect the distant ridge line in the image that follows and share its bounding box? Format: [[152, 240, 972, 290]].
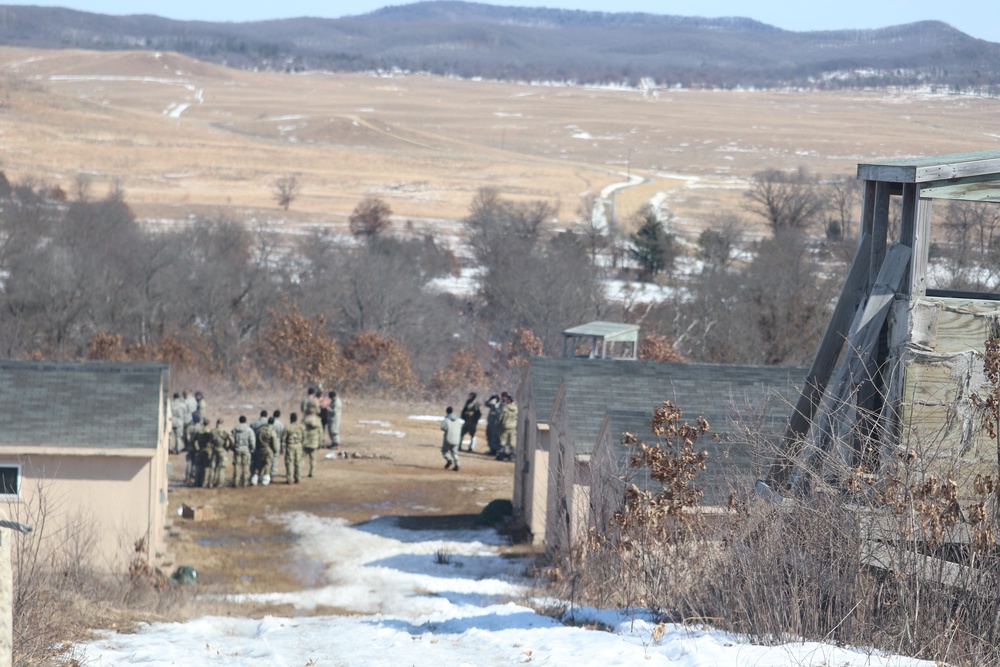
[[0, 2, 996, 90]]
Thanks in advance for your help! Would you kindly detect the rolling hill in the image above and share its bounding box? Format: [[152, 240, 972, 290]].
[[0, 2, 997, 89]]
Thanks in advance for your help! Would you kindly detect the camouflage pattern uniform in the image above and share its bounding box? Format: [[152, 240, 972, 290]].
[[207, 422, 233, 488], [327, 393, 343, 449], [271, 414, 285, 478], [194, 421, 213, 487], [282, 418, 306, 484], [498, 398, 518, 461], [302, 408, 322, 478], [253, 421, 278, 485], [231, 420, 256, 488], [170, 394, 186, 454]]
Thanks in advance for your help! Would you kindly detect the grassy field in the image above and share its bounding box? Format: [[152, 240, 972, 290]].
[[0, 46, 998, 242]]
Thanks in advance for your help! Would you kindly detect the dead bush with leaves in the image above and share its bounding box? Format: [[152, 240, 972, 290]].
[[340, 331, 422, 397], [637, 334, 685, 363], [430, 348, 487, 399], [257, 300, 342, 387], [558, 401, 713, 616], [542, 382, 1000, 666]]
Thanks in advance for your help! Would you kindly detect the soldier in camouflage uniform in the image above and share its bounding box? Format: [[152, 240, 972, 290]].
[[282, 412, 305, 485], [193, 418, 213, 487], [207, 418, 233, 488], [184, 415, 202, 483], [302, 406, 323, 478], [271, 409, 285, 480], [170, 392, 186, 454], [231, 415, 256, 488], [252, 417, 278, 486], [327, 391, 343, 449]]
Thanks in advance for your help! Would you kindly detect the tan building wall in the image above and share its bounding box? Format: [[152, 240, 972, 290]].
[[1, 447, 167, 570]]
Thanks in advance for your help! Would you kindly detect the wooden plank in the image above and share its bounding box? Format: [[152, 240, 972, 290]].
[[860, 180, 876, 237], [777, 235, 874, 484], [862, 542, 990, 590], [801, 244, 911, 478], [871, 182, 891, 290], [910, 198, 933, 297], [857, 150, 1000, 183], [920, 180, 1000, 202]]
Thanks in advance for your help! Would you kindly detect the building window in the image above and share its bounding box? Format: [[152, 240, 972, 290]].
[[0, 464, 21, 498]]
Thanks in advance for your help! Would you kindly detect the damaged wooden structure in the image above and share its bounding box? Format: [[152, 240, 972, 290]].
[[771, 151, 1000, 498]]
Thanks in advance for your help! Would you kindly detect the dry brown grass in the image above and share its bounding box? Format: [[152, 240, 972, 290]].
[[0, 46, 996, 243]]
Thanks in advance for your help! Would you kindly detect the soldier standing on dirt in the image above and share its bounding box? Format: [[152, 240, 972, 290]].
[[497, 392, 518, 462], [271, 410, 285, 479], [231, 415, 256, 488], [459, 392, 481, 452], [250, 409, 269, 434], [302, 406, 322, 478], [183, 389, 197, 449], [194, 417, 213, 487], [170, 392, 186, 454], [327, 390, 342, 449], [441, 406, 462, 472], [282, 412, 305, 484], [184, 414, 202, 484], [301, 387, 320, 416], [252, 417, 278, 486], [207, 418, 233, 488], [484, 394, 502, 456]]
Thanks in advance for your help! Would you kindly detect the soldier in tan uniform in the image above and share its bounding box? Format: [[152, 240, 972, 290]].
[[282, 413, 305, 485], [302, 406, 323, 478]]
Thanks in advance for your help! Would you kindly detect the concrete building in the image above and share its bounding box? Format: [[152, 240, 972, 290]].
[[0, 360, 170, 570]]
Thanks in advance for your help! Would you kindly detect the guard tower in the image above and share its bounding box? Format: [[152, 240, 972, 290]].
[[772, 151, 1000, 495], [561, 321, 639, 360]]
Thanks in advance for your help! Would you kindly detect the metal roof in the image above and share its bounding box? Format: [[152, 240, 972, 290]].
[[525, 356, 804, 456], [0, 360, 168, 449], [562, 321, 640, 342]]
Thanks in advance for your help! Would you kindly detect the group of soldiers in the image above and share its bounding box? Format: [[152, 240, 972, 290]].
[[445, 391, 518, 466], [168, 387, 344, 488]]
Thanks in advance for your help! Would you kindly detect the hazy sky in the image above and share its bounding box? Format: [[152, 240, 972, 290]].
[[8, 1, 1000, 43]]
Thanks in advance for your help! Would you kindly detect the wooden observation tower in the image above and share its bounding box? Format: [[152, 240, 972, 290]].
[[771, 151, 1000, 496]]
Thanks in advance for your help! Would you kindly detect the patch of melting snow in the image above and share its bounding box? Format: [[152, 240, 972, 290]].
[[407, 415, 443, 422], [358, 420, 392, 427]]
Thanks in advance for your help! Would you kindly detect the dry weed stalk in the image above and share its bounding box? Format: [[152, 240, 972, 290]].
[[561, 401, 713, 615]]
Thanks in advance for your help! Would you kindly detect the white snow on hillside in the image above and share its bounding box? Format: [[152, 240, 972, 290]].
[[71, 513, 936, 667]]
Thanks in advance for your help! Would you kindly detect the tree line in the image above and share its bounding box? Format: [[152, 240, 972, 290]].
[[14, 166, 986, 394]]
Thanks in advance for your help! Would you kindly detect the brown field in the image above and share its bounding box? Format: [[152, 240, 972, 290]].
[[0, 46, 998, 241]]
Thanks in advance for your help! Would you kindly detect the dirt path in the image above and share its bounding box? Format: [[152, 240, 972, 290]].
[[164, 397, 517, 608]]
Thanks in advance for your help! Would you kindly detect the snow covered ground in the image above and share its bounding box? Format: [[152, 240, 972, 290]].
[[71, 512, 935, 666]]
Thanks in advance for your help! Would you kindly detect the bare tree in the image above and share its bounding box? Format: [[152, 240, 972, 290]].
[[74, 171, 93, 202], [696, 213, 743, 272], [744, 167, 824, 234], [348, 196, 392, 241], [821, 176, 861, 241], [577, 193, 608, 263], [273, 174, 300, 211], [942, 200, 1000, 291]]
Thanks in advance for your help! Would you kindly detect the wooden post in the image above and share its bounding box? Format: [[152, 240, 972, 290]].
[[772, 234, 873, 486], [870, 182, 891, 290], [0, 511, 31, 667], [0, 509, 12, 667]]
